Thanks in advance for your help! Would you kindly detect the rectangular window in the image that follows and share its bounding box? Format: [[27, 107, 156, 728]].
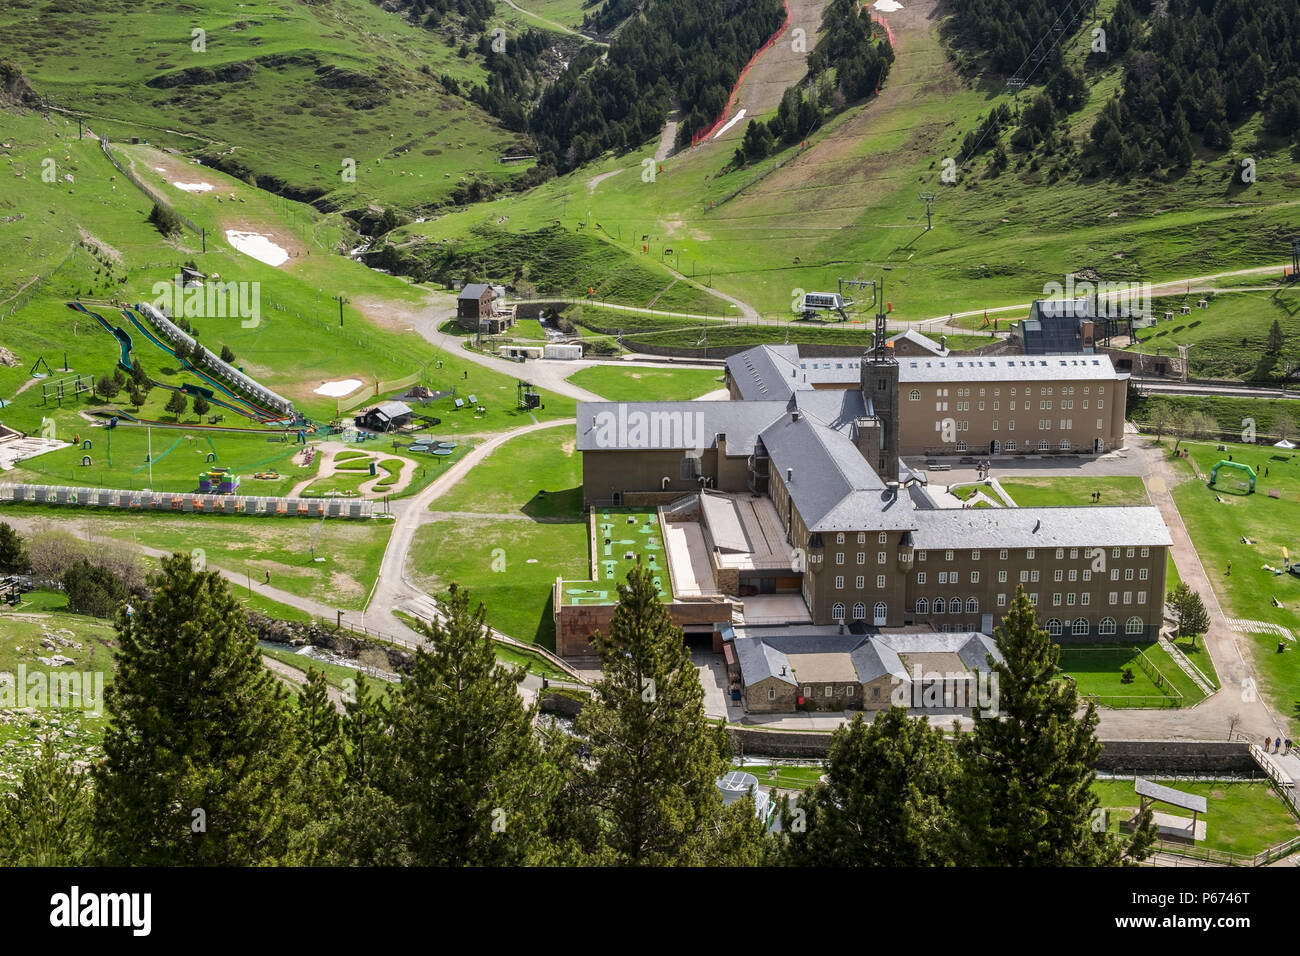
[[971, 571, 980, 584], [1030, 570, 1040, 583], [1139, 568, 1148, 581], [1020, 570, 1029, 583], [836, 533, 845, 545], [997, 593, 1007, 607], [1030, 593, 1039, 606], [835, 576, 844, 590], [999, 550, 1008, 561], [1140, 547, 1150, 558], [945, 550, 954, 561], [856, 576, 865, 589], [1083, 570, 1092, 582], [768, 688, 776, 700], [1123, 591, 1132, 604], [877, 575, 886, 589], [917, 550, 926, 562], [1069, 549, 1078, 560], [971, 550, 981, 561], [857, 552, 866, 565], [1053, 593, 1062, 606], [1124, 569, 1134, 581], [1026, 549, 1035, 559], [1110, 569, 1119, 581], [1067, 592, 1077, 605], [878, 532, 887, 545], [1068, 569, 1077, 582], [994, 401, 1000, 411], [1109, 591, 1118, 605], [1056, 549, 1064, 560], [917, 572, 927, 585], [1138, 591, 1147, 604], [1081, 592, 1090, 606], [858, 533, 867, 545], [1126, 548, 1135, 558], [836, 552, 845, 565], [998, 570, 1007, 583], [1054, 569, 1064, 582]]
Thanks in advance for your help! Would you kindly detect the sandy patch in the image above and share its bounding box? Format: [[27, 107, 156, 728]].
[[226, 230, 289, 266], [314, 379, 364, 397], [561, 438, 576, 456]]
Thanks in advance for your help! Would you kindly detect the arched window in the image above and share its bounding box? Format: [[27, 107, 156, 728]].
[[832, 603, 845, 621], [956, 440, 968, 452], [909, 389, 921, 401], [1126, 616, 1144, 635], [948, 597, 962, 614], [1047, 618, 1063, 637], [873, 602, 887, 625], [1099, 617, 1116, 636], [1005, 440, 1017, 451], [1038, 439, 1050, 451], [932, 598, 944, 614], [852, 602, 866, 620], [915, 597, 929, 614], [1072, 618, 1090, 636], [1058, 439, 1071, 450], [965, 597, 979, 614]]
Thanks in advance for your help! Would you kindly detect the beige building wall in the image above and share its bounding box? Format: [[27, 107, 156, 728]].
[[898, 377, 1125, 457]]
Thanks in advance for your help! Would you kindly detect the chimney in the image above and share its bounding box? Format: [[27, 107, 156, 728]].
[[780, 665, 787, 676], [787, 467, 793, 482], [1033, 519, 1041, 533], [791, 411, 800, 423]]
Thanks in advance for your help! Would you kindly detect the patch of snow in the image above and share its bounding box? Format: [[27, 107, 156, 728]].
[[873, 0, 903, 10], [173, 181, 215, 192], [713, 109, 747, 139], [313, 379, 363, 397], [225, 230, 289, 266]]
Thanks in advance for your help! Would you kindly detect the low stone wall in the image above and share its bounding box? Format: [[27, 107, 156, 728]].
[[724, 728, 1257, 771]]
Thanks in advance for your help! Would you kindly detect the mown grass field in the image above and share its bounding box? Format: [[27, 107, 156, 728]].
[[1057, 643, 1204, 707], [998, 475, 1150, 508], [1166, 437, 1300, 733], [1094, 778, 1299, 857], [407, 516, 590, 650], [432, 427, 583, 519], [565, 365, 724, 402]]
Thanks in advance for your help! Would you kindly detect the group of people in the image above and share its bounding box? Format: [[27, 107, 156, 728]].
[[1264, 737, 1291, 754]]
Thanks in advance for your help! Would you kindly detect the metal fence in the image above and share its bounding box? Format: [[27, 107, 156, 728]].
[[99, 138, 201, 236]]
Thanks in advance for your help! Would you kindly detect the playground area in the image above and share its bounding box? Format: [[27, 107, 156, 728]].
[[293, 444, 419, 499]]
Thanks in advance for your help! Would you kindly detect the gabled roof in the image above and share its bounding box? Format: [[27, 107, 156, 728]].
[[909, 506, 1172, 549], [371, 400, 412, 420], [899, 354, 1118, 383], [887, 328, 949, 356], [458, 283, 493, 300], [575, 401, 786, 455]]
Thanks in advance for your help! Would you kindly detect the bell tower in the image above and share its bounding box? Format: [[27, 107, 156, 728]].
[[860, 284, 899, 481]]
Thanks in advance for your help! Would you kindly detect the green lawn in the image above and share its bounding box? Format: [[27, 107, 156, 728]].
[[1167, 438, 1300, 734], [1057, 643, 1187, 706], [736, 764, 826, 791], [1094, 778, 1300, 857], [566, 365, 725, 402], [564, 507, 669, 605], [999, 476, 1151, 508], [433, 427, 583, 519], [407, 517, 591, 651]]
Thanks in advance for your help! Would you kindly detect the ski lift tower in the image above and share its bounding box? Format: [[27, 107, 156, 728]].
[[1291, 237, 1300, 281], [859, 278, 900, 480], [1006, 76, 1027, 121]]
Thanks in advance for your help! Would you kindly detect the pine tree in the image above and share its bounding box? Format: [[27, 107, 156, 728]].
[[192, 394, 211, 418], [1169, 583, 1210, 647], [93, 554, 304, 865], [220, 344, 236, 364], [386, 585, 560, 865], [0, 521, 29, 574], [164, 390, 187, 419], [954, 587, 1153, 865], [781, 708, 957, 866], [572, 563, 763, 865], [0, 740, 94, 865]]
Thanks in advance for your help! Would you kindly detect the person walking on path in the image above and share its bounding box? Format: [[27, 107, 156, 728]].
[[1226, 560, 1232, 576], [265, 569, 271, 585]]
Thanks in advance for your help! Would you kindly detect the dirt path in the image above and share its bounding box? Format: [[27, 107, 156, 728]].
[[261, 654, 347, 709], [586, 169, 624, 195]]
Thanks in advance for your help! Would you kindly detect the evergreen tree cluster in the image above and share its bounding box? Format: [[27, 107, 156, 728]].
[[478, 0, 785, 173], [953, 0, 1300, 178], [0, 556, 1150, 867]]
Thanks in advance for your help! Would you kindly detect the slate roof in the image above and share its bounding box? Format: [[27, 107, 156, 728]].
[[458, 283, 493, 300], [898, 354, 1118, 383], [909, 506, 1173, 549], [575, 401, 786, 455], [370, 400, 412, 421], [887, 328, 949, 356]]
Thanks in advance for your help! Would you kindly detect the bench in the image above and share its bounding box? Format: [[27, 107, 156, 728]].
[[929, 464, 951, 472]]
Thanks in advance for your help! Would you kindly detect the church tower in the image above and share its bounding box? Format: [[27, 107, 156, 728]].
[[860, 299, 899, 481]]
